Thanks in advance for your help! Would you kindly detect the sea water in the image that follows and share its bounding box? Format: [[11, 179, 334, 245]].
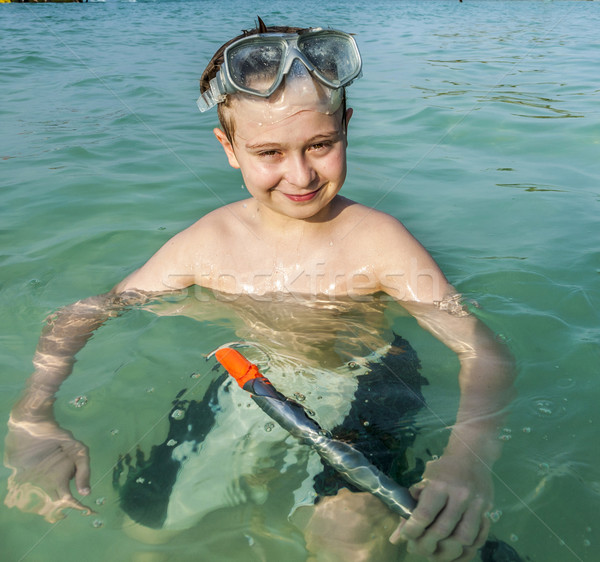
[[1, 1, 599, 560]]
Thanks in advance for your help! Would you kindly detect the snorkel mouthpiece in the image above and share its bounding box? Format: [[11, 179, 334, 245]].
[[214, 348, 260, 389]]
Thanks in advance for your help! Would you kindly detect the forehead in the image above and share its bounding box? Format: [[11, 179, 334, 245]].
[[229, 104, 345, 147]]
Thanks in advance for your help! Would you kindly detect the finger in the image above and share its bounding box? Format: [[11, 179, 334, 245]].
[[74, 452, 91, 496], [423, 538, 464, 562], [471, 514, 491, 550], [427, 513, 491, 562], [452, 498, 489, 546], [58, 493, 94, 516], [389, 519, 407, 544], [397, 485, 449, 541]]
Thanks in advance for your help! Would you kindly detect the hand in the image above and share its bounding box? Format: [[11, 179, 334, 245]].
[[4, 417, 93, 522], [390, 453, 493, 561]]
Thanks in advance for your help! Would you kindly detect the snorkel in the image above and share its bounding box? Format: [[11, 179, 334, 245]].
[[215, 347, 416, 519]]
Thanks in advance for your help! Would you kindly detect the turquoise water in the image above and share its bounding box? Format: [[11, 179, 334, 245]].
[[1, 0, 599, 560]]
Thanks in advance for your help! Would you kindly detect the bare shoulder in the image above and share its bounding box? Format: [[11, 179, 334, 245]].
[[115, 201, 250, 293], [335, 198, 422, 251]]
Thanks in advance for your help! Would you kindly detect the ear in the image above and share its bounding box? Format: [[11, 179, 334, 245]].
[[213, 128, 240, 169]]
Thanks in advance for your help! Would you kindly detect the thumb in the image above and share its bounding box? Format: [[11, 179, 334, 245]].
[[74, 450, 91, 496]]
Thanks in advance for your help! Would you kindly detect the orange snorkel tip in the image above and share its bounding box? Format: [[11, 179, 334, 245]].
[[215, 347, 261, 388]]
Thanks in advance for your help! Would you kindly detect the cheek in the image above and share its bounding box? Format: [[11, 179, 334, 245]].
[[320, 148, 347, 180], [240, 161, 282, 191]]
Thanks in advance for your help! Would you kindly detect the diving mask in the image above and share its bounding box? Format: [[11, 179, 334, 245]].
[[197, 28, 362, 112]]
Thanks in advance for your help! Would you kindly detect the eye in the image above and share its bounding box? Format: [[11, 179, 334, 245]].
[[310, 141, 332, 152]]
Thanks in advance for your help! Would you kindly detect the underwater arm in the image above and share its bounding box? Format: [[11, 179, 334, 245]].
[[391, 299, 516, 561], [372, 219, 516, 560], [4, 291, 139, 522], [5, 224, 202, 522]]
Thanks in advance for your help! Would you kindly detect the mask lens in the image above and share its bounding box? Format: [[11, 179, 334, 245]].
[[227, 40, 285, 95], [299, 33, 360, 86]]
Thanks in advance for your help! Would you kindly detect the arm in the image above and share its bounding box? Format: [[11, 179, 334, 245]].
[[5, 224, 200, 522], [391, 300, 515, 562], [4, 291, 143, 522], [372, 217, 516, 561]]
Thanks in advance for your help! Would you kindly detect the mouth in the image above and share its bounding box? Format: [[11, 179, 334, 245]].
[[281, 185, 323, 202]]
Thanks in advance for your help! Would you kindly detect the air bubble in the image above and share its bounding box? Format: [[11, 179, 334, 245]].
[[110, 428, 119, 436], [167, 439, 177, 447], [538, 462, 550, 474], [583, 539, 591, 547], [293, 392, 306, 402], [510, 534, 518, 542], [92, 519, 103, 528], [557, 377, 575, 390], [489, 510, 502, 523], [95, 497, 105, 506], [70, 395, 88, 408], [522, 427, 532, 434], [531, 398, 556, 417], [171, 409, 185, 420], [264, 422, 275, 432]]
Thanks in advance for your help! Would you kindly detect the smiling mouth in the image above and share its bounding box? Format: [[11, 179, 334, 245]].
[[281, 186, 323, 202]]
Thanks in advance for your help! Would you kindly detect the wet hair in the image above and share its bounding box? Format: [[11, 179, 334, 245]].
[[199, 17, 348, 143]]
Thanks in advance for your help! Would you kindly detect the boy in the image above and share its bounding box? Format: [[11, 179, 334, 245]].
[[5, 20, 514, 562]]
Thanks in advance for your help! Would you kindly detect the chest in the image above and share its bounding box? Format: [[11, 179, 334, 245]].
[[198, 236, 379, 297]]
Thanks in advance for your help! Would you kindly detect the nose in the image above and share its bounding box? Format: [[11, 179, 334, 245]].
[[284, 153, 316, 189]]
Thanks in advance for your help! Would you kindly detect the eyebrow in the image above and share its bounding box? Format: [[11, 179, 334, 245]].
[[245, 130, 342, 151]]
